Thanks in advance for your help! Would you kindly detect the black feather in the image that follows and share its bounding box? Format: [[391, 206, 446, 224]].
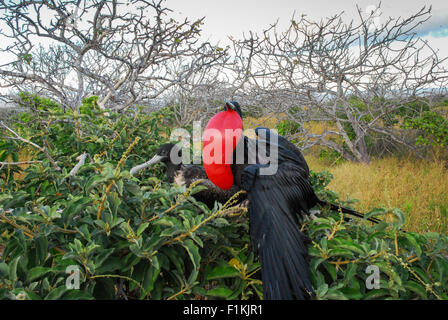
[[242, 162, 315, 299], [232, 126, 381, 300]]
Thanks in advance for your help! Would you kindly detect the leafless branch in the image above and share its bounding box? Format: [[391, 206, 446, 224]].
[[0, 120, 61, 170], [228, 5, 448, 162], [69, 152, 88, 177], [0, 0, 228, 111]]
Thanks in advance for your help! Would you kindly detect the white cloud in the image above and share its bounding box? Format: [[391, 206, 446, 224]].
[[164, 0, 448, 47]]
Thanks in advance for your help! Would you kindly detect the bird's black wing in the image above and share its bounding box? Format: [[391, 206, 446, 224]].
[[255, 127, 309, 176], [254, 127, 381, 224], [241, 162, 316, 300]]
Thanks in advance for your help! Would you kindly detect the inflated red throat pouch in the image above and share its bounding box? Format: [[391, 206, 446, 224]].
[[202, 109, 243, 190]]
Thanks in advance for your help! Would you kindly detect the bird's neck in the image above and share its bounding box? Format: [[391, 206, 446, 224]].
[[230, 135, 250, 188]]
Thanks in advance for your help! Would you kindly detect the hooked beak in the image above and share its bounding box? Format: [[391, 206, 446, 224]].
[[225, 101, 236, 112], [130, 154, 165, 176], [146, 154, 165, 166]]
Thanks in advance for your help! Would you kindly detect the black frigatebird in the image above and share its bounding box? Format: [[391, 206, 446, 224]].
[[203, 101, 380, 300]]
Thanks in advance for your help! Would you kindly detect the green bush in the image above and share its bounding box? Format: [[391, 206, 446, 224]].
[[403, 111, 448, 148], [276, 120, 301, 144], [0, 96, 447, 300]]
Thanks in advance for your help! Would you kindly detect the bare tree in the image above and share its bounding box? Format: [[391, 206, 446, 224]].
[[0, 0, 227, 111], [166, 81, 241, 126], [230, 5, 448, 162], [161, 57, 234, 126], [1, 2, 447, 164]]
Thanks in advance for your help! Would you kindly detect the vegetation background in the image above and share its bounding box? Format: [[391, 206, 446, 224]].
[[0, 97, 447, 300], [0, 0, 448, 300]]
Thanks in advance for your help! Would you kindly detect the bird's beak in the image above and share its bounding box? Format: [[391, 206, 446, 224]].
[[225, 101, 236, 112], [146, 154, 165, 165]]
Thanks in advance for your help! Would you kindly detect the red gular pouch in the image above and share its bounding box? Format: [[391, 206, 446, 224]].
[[202, 109, 243, 190]]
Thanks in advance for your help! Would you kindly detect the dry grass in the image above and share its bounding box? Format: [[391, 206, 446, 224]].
[[243, 114, 284, 129], [304, 121, 342, 142], [243, 115, 448, 234], [306, 154, 448, 234]]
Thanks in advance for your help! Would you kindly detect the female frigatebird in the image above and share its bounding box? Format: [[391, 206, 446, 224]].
[[203, 101, 379, 300], [130, 143, 242, 208]]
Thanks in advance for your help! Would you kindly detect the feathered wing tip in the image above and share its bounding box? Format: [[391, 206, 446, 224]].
[[317, 199, 382, 224], [241, 160, 316, 300], [249, 192, 315, 300]]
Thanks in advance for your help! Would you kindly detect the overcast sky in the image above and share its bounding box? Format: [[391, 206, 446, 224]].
[[1, 0, 448, 101], [1, 1, 447, 56], [164, 0, 448, 55]]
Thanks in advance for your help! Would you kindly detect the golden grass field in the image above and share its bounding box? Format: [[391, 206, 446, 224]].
[[306, 154, 448, 234], [243, 116, 448, 234]]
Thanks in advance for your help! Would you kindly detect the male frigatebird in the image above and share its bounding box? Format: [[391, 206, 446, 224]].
[[202, 101, 379, 300]]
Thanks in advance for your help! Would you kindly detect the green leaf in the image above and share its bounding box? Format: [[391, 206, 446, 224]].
[[323, 262, 338, 282], [392, 208, 405, 229], [8, 256, 21, 283], [206, 264, 240, 280], [424, 232, 440, 241], [404, 281, 428, 299], [325, 288, 348, 300], [316, 283, 328, 297], [405, 233, 422, 257], [35, 236, 48, 265], [142, 259, 161, 298], [45, 286, 69, 300], [0, 263, 9, 278], [63, 197, 92, 224], [62, 290, 94, 300], [84, 175, 108, 193], [365, 208, 388, 220], [25, 291, 42, 300], [310, 258, 325, 272], [162, 248, 185, 275], [412, 267, 431, 284], [328, 248, 354, 258], [206, 286, 233, 298], [341, 286, 362, 300], [137, 222, 149, 236], [363, 289, 390, 300], [335, 242, 364, 255], [94, 247, 115, 270], [27, 267, 52, 282], [182, 239, 201, 284], [344, 263, 357, 283]]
